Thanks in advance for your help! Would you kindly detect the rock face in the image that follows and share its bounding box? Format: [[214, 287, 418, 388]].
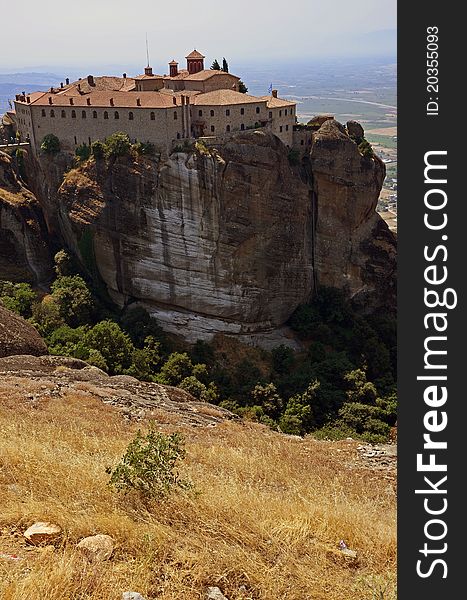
[[310, 120, 396, 311], [0, 151, 53, 284], [1, 124, 396, 343], [0, 305, 48, 358]]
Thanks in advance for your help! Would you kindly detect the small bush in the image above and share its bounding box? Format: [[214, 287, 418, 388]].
[[75, 143, 91, 162], [40, 134, 60, 154], [358, 138, 374, 158], [106, 428, 192, 499], [91, 140, 105, 159], [105, 132, 131, 158], [132, 141, 155, 156]]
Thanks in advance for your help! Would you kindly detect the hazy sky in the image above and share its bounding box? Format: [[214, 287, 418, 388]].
[[3, 0, 396, 72]]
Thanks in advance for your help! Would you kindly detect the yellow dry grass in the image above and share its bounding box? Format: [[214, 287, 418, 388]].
[[0, 388, 396, 600]]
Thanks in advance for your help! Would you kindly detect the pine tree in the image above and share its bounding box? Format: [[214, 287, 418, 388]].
[[222, 57, 229, 73], [210, 59, 221, 70]]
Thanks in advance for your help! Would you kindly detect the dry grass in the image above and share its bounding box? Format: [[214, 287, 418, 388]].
[[0, 388, 396, 600]]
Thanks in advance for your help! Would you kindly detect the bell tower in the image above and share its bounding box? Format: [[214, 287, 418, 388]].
[[186, 49, 205, 74]]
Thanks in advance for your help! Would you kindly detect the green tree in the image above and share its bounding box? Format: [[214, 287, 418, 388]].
[[210, 59, 221, 70], [105, 132, 131, 158], [53, 250, 77, 277], [127, 336, 162, 380], [251, 383, 283, 420], [344, 368, 377, 404], [30, 295, 64, 338], [84, 320, 134, 374], [156, 352, 194, 386], [51, 275, 93, 327], [238, 80, 248, 94], [222, 58, 229, 73], [40, 134, 60, 154], [121, 306, 165, 347], [75, 143, 91, 162], [91, 140, 105, 159], [279, 381, 319, 435], [0, 281, 37, 318]]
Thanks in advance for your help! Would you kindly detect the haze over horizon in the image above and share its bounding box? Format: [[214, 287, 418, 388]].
[[2, 0, 396, 71]]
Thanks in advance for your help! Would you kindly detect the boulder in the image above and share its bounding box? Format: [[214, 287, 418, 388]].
[[77, 534, 114, 561], [346, 120, 364, 140], [0, 305, 47, 358], [206, 587, 229, 600], [23, 521, 62, 545]]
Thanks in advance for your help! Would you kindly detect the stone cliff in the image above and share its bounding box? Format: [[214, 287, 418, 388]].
[[0, 122, 396, 343]]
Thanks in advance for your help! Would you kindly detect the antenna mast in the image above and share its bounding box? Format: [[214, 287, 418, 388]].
[[146, 33, 150, 67]]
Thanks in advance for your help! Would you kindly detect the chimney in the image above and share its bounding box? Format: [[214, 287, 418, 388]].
[[144, 66, 153, 76], [66, 78, 69, 85], [48, 97, 53, 105], [123, 73, 127, 79], [69, 98, 74, 105], [87, 98, 91, 105], [110, 97, 114, 106], [169, 60, 179, 77], [272, 89, 278, 98], [136, 98, 141, 106], [26, 96, 30, 104], [87, 74, 95, 86], [60, 82, 64, 88]]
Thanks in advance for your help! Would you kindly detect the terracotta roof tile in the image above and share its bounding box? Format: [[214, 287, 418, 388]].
[[259, 95, 296, 108], [193, 90, 266, 106], [186, 49, 205, 59], [29, 90, 180, 108]]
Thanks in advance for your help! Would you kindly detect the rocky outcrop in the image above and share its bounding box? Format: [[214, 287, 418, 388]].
[[0, 152, 53, 284], [0, 305, 48, 357], [310, 120, 396, 312], [0, 354, 235, 426], [0, 124, 396, 343]]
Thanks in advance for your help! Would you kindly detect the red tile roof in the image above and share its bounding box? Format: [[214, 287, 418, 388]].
[[186, 49, 205, 59], [193, 89, 266, 106], [28, 91, 180, 108]]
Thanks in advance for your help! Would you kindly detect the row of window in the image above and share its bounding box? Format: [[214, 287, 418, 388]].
[[41, 109, 177, 121], [39, 106, 294, 121]]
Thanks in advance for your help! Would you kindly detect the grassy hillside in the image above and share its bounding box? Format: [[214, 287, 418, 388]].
[[0, 383, 396, 599]]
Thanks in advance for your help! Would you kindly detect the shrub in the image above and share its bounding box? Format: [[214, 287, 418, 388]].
[[51, 275, 93, 327], [75, 143, 91, 162], [84, 320, 134, 375], [106, 427, 192, 499], [105, 132, 131, 158], [40, 134, 60, 154], [132, 141, 155, 156], [358, 138, 374, 158], [156, 352, 194, 386], [31, 295, 64, 338], [54, 250, 77, 277], [238, 80, 248, 93], [0, 281, 37, 318], [251, 383, 283, 420], [86, 348, 108, 371], [91, 140, 105, 159]]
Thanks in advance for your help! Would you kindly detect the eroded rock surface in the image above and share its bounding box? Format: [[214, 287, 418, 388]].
[[0, 305, 48, 358]]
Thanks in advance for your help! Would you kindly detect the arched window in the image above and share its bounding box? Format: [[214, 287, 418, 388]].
[[71, 110, 76, 119], [279, 110, 282, 117], [150, 112, 155, 120], [174, 111, 178, 120], [226, 125, 231, 132], [279, 126, 283, 132], [104, 111, 109, 120], [114, 111, 119, 119], [240, 123, 245, 130], [226, 109, 230, 116], [256, 106, 260, 114], [285, 109, 288, 116], [269, 111, 272, 119], [82, 110, 86, 119], [129, 112, 134, 120], [211, 125, 215, 132], [301, 139, 304, 145], [41, 109, 46, 117], [198, 110, 203, 117], [61, 110, 66, 118], [286, 125, 289, 131], [210, 110, 214, 117], [176, 132, 181, 139], [240, 108, 245, 115], [74, 136, 77, 145], [93, 111, 97, 119], [50, 109, 55, 118]]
